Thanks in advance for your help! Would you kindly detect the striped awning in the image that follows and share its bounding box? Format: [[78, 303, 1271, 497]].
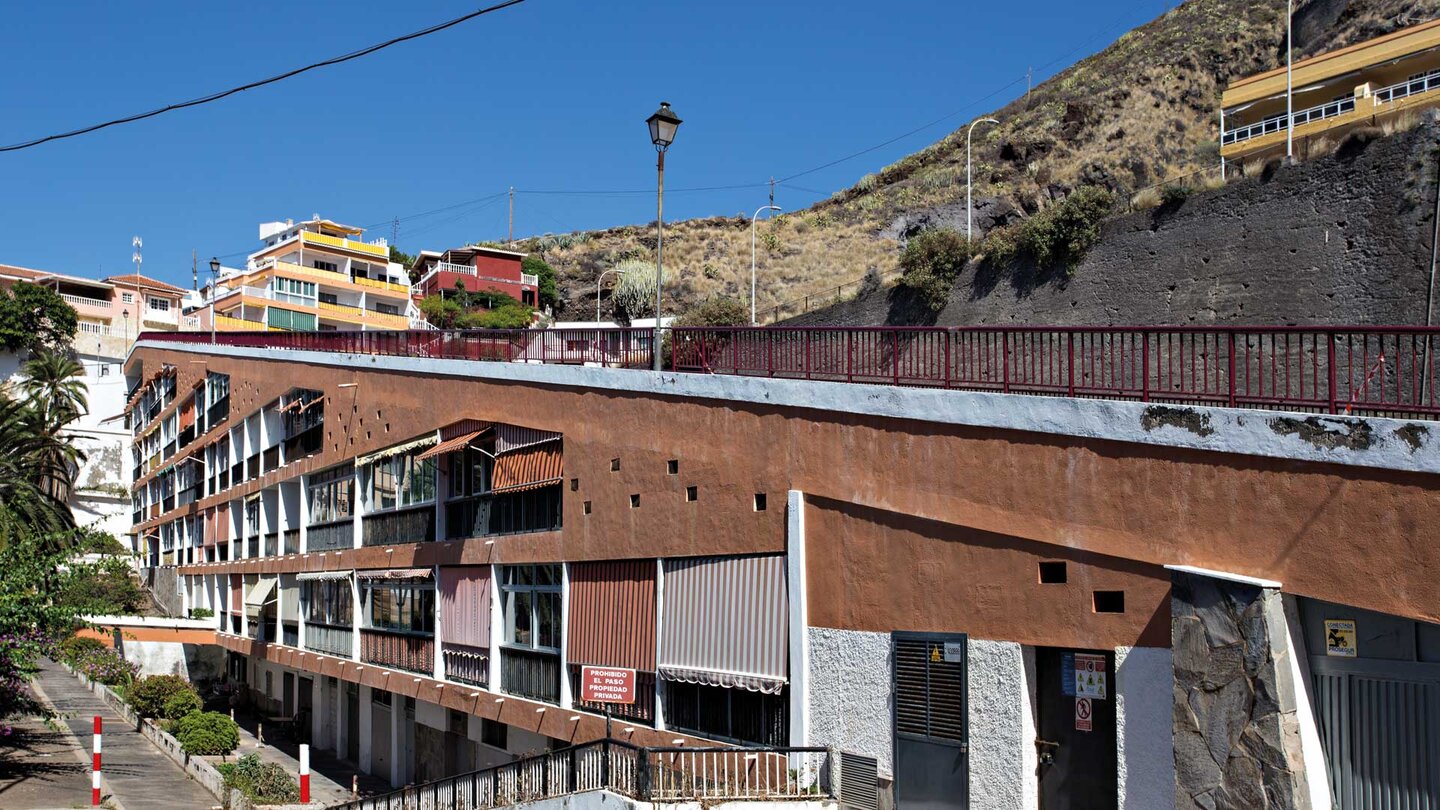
[[296, 570, 351, 582], [659, 555, 788, 694], [568, 560, 656, 672], [354, 435, 437, 468], [491, 442, 562, 494], [439, 566, 492, 649], [416, 428, 489, 462], [244, 577, 278, 618], [356, 568, 432, 582], [495, 424, 561, 454], [442, 419, 494, 441], [280, 576, 299, 622]]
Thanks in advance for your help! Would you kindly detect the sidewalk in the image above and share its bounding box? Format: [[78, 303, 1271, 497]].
[[30, 659, 222, 810], [229, 710, 391, 805], [0, 706, 96, 809]]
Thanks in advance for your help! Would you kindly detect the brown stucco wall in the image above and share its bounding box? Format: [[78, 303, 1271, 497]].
[[136, 345, 1440, 630]]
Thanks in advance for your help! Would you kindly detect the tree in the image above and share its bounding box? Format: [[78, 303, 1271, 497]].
[[0, 282, 77, 354], [0, 529, 87, 722], [54, 557, 146, 616], [0, 394, 76, 547], [389, 246, 415, 271], [675, 295, 748, 327], [21, 352, 88, 433], [522, 255, 559, 311], [609, 260, 659, 324]]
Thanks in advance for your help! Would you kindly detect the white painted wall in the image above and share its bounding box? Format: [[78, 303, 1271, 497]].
[[111, 636, 225, 681], [1115, 646, 1175, 810], [807, 627, 893, 777], [967, 639, 1035, 810]]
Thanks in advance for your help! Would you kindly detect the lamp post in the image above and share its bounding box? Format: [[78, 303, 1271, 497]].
[[750, 205, 781, 325], [596, 268, 623, 322], [967, 118, 1000, 242], [645, 101, 682, 371], [1285, 0, 1294, 162], [208, 257, 220, 345]]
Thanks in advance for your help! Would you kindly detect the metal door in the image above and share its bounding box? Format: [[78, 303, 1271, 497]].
[[1035, 648, 1117, 810], [892, 632, 968, 810], [282, 671, 295, 718], [345, 683, 360, 762], [1311, 657, 1440, 808]]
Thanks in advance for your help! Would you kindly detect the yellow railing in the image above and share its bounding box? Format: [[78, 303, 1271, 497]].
[[300, 230, 389, 258], [315, 301, 409, 328], [214, 314, 278, 331], [353, 275, 410, 295]]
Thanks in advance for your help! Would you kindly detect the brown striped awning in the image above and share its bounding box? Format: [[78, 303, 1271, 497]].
[[568, 560, 656, 672], [439, 566, 491, 649], [495, 424, 561, 454], [491, 442, 563, 494], [416, 429, 488, 462], [659, 555, 788, 694]]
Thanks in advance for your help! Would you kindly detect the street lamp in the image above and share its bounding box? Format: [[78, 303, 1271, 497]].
[[1285, 0, 1294, 162], [596, 268, 623, 322], [750, 205, 781, 325], [208, 257, 220, 345], [967, 117, 1000, 242], [645, 101, 682, 371]]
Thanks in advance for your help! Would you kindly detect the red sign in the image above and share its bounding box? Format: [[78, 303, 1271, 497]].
[[579, 666, 637, 704], [1075, 697, 1093, 732]]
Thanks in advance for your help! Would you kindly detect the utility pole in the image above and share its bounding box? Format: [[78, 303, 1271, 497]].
[[191, 250, 198, 291], [769, 177, 776, 208], [507, 187, 515, 245], [391, 217, 399, 250], [1026, 67, 1034, 109]]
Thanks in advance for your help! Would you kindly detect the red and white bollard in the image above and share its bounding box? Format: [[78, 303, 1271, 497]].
[[91, 715, 102, 806], [299, 743, 310, 804]]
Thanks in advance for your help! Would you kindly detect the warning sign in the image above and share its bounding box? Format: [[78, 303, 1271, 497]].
[[943, 642, 964, 663], [1074, 653, 1107, 699], [1325, 620, 1357, 658], [1075, 698, 1093, 732], [579, 666, 637, 704]]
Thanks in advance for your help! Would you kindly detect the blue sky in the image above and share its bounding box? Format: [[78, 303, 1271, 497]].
[[0, 0, 1169, 288]]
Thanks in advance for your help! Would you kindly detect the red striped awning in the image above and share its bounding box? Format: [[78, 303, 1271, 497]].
[[568, 560, 656, 672], [659, 555, 788, 694], [439, 566, 491, 649], [442, 420, 494, 441], [179, 398, 196, 430], [491, 442, 562, 493], [495, 424, 561, 454], [416, 428, 490, 462]]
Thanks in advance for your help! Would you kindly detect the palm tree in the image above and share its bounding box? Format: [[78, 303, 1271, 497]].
[[0, 393, 75, 550], [20, 352, 88, 431]]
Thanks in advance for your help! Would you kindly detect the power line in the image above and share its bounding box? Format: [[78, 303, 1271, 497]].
[[0, 0, 530, 154]]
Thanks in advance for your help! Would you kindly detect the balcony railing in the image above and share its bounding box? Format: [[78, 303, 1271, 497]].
[[143, 326, 1440, 422], [283, 529, 300, 555], [77, 321, 127, 338], [1374, 68, 1440, 104], [360, 628, 434, 675], [1223, 96, 1356, 145], [60, 292, 113, 311], [441, 642, 488, 687], [264, 533, 278, 557], [501, 646, 560, 703], [305, 519, 355, 551], [305, 622, 354, 658], [282, 621, 299, 648], [300, 229, 389, 258], [445, 488, 562, 540], [361, 504, 435, 547]]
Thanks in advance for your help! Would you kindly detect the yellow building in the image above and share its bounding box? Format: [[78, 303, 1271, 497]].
[[200, 217, 416, 332], [1221, 18, 1440, 165]]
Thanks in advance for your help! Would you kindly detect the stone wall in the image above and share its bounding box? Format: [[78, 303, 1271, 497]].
[[1171, 572, 1312, 809], [807, 627, 893, 777], [787, 122, 1440, 328]]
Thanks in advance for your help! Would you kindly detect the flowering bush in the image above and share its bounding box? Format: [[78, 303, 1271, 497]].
[[74, 646, 138, 688], [58, 635, 105, 666]]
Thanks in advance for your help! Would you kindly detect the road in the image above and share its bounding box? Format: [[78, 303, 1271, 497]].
[[4, 660, 223, 810]]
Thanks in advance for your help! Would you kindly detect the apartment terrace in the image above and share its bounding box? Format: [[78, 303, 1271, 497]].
[[140, 325, 1440, 422]]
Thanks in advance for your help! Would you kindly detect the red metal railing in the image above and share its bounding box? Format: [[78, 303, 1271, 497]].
[[139, 326, 1440, 420]]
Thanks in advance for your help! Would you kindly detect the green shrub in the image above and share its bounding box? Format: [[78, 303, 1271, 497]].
[[676, 295, 749, 328], [1012, 186, 1115, 271], [219, 753, 300, 803], [522, 255, 559, 310], [898, 228, 973, 312], [74, 646, 138, 687], [172, 711, 240, 756], [58, 635, 105, 667], [1159, 183, 1191, 206], [459, 304, 534, 329], [609, 259, 659, 324], [162, 689, 203, 721], [188, 607, 214, 619], [127, 674, 198, 719]]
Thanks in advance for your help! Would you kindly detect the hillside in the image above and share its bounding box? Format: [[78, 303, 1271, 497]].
[[517, 0, 1440, 322]]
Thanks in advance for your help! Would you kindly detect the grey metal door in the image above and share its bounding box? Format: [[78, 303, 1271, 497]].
[[893, 632, 968, 810], [1311, 657, 1440, 808]]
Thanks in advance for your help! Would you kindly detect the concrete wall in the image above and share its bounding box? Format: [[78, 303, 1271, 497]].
[[114, 639, 225, 681], [1116, 646, 1176, 809], [967, 639, 1037, 810], [808, 627, 893, 776], [788, 121, 1440, 329]]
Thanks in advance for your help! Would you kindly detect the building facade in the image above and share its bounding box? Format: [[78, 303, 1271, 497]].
[[411, 246, 537, 306], [198, 218, 418, 333], [1222, 18, 1440, 166], [123, 330, 1440, 810]]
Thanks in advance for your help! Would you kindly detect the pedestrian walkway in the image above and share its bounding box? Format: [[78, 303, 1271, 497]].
[[28, 659, 221, 810], [229, 711, 391, 805], [0, 706, 95, 809]]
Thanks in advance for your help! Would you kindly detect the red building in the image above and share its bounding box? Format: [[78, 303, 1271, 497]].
[[412, 246, 535, 306]]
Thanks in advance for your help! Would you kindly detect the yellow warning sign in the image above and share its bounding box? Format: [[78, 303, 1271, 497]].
[[1325, 620, 1357, 658], [930, 645, 941, 663]]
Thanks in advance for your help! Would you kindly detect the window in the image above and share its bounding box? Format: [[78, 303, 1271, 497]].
[[665, 682, 789, 746], [318, 292, 339, 306], [447, 448, 492, 499], [754, 493, 767, 511], [685, 486, 697, 502], [266, 307, 318, 331], [308, 467, 354, 525], [667, 460, 678, 475], [364, 452, 436, 513], [244, 497, 261, 539], [121, 292, 134, 304], [303, 579, 352, 626], [313, 260, 339, 273], [479, 718, 507, 749], [373, 302, 400, 316], [1039, 562, 1067, 584], [273, 278, 317, 305], [1093, 591, 1125, 613], [148, 297, 171, 312], [500, 565, 561, 652], [364, 581, 435, 634]]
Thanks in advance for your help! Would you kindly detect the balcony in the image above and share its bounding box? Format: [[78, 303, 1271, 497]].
[[441, 643, 488, 687], [360, 628, 434, 675], [283, 530, 300, 555], [300, 230, 389, 259], [59, 292, 114, 315], [264, 533, 278, 556], [352, 275, 410, 295], [306, 519, 354, 551], [361, 504, 435, 547], [305, 622, 354, 658], [501, 646, 560, 703], [282, 621, 299, 648], [76, 321, 126, 339], [521, 273, 539, 287], [316, 300, 409, 329], [444, 488, 562, 540]]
